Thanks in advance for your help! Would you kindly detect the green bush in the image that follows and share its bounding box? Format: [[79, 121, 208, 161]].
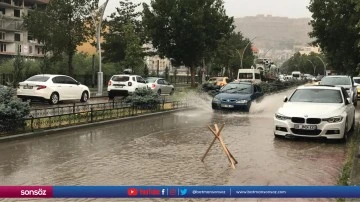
[[0, 87, 30, 132], [124, 88, 161, 109], [259, 80, 308, 94]]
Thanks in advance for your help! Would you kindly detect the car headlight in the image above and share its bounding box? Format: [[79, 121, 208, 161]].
[[275, 113, 291, 120], [236, 100, 248, 104], [322, 116, 343, 123], [213, 97, 220, 102]]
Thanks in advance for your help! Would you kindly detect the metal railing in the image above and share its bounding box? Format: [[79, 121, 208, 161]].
[[0, 101, 188, 135]]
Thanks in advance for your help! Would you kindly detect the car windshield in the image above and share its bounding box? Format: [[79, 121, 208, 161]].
[[26, 75, 50, 82], [289, 89, 343, 103], [145, 77, 158, 83], [320, 77, 351, 85], [221, 83, 252, 94], [112, 76, 129, 82], [354, 78, 360, 83]]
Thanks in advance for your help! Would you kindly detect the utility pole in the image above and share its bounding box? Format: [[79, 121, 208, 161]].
[[87, 0, 110, 96]]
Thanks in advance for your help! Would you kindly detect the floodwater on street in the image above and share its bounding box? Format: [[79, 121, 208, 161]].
[[0, 88, 355, 202]]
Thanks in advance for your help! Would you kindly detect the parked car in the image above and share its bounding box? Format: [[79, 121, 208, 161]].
[[274, 85, 355, 141], [353, 77, 360, 99], [107, 74, 148, 99], [145, 77, 174, 95], [313, 75, 324, 82], [211, 81, 264, 111], [17, 74, 90, 105], [319, 75, 357, 106], [203, 77, 230, 91]]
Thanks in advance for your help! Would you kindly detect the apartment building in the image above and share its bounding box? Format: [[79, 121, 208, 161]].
[[0, 0, 48, 58]]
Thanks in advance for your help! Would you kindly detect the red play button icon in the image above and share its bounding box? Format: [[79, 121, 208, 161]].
[[128, 188, 138, 196]]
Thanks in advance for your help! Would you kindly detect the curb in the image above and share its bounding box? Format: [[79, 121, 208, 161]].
[[0, 108, 191, 142]]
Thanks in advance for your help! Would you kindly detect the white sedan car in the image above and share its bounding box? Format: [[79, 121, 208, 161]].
[[274, 85, 355, 141], [17, 74, 90, 105]]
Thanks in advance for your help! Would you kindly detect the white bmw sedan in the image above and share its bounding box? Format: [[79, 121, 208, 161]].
[[17, 74, 90, 105], [274, 85, 355, 141]]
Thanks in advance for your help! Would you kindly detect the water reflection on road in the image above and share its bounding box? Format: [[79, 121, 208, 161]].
[[0, 88, 350, 202]]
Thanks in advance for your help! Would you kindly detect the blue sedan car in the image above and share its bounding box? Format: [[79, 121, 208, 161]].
[[211, 81, 264, 111]]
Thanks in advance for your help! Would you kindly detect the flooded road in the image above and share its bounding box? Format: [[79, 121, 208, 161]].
[[0, 88, 355, 201]]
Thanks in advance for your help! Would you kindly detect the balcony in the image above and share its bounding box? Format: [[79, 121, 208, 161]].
[[0, 22, 22, 31]]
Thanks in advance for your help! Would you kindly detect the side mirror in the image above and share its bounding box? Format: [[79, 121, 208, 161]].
[[283, 96, 288, 102], [346, 98, 351, 105]]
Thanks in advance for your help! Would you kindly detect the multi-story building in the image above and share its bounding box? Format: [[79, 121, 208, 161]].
[[143, 43, 172, 75], [0, 0, 48, 58]]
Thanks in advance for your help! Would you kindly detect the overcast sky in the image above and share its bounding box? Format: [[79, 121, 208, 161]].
[[101, 0, 312, 19]]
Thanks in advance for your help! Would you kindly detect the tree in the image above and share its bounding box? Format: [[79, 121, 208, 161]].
[[122, 23, 144, 74], [281, 52, 326, 75], [102, 0, 144, 63], [165, 66, 169, 80], [143, 64, 149, 77], [308, 0, 360, 75], [24, 0, 95, 76], [211, 32, 254, 79], [12, 50, 25, 87], [143, 0, 234, 87]]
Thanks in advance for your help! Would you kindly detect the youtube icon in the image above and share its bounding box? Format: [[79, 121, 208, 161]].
[[127, 188, 138, 196]]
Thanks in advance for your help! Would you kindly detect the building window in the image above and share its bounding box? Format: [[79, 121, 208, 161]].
[[2, 0, 11, 4], [14, 10, 20, 18], [0, 43, 6, 52], [0, 32, 5, 40], [14, 33, 20, 41], [29, 46, 32, 54], [18, 45, 21, 53], [0, 8, 5, 15], [14, 0, 22, 7]]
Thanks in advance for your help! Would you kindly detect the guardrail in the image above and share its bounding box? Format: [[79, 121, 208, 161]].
[[1, 101, 188, 135]]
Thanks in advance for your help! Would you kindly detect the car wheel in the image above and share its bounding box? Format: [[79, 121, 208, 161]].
[[341, 119, 348, 143], [170, 89, 174, 95], [351, 115, 355, 132], [80, 91, 89, 102], [274, 133, 282, 139], [108, 92, 114, 100], [157, 89, 161, 95], [49, 93, 59, 105]]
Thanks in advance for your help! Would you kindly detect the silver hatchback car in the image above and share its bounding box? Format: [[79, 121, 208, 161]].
[[145, 77, 175, 95]]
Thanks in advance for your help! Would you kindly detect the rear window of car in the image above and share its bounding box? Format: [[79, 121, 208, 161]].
[[112, 76, 129, 82], [26, 75, 50, 82], [320, 77, 351, 85], [354, 78, 360, 83], [145, 77, 157, 83], [289, 89, 343, 103]]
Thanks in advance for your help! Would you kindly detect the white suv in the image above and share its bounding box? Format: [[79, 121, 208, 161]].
[[107, 75, 148, 99]]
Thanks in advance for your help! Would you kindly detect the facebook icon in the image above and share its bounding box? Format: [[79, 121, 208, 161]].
[[161, 189, 166, 196]]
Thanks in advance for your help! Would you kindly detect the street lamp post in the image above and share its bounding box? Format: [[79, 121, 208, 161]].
[[307, 59, 316, 76], [316, 56, 327, 76], [87, 0, 110, 96], [240, 37, 256, 69]]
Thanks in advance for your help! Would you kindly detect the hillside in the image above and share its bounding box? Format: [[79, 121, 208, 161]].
[[234, 15, 313, 50]]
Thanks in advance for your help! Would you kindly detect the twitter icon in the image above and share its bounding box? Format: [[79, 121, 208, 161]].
[[180, 189, 187, 196]]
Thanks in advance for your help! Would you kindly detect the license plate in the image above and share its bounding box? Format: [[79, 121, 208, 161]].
[[115, 86, 123, 88], [23, 85, 33, 89], [294, 124, 317, 130], [221, 104, 234, 108]]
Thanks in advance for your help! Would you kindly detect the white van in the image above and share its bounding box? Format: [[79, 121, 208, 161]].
[[291, 71, 301, 80], [237, 69, 262, 83]]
